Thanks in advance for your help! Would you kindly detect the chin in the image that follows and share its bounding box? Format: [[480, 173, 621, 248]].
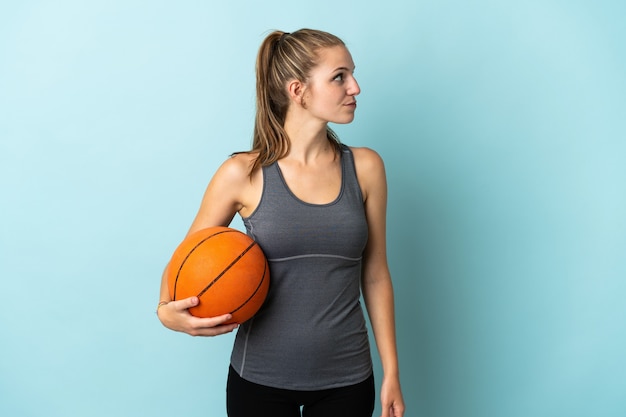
[[332, 115, 356, 125]]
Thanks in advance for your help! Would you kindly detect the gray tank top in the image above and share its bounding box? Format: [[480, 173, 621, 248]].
[[230, 144, 373, 390]]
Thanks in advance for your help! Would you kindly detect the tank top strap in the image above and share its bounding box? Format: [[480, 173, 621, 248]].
[[339, 144, 365, 204]]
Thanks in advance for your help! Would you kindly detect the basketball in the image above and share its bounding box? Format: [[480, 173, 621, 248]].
[[167, 226, 270, 324]]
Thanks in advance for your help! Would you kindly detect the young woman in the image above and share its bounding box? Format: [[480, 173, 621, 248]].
[[157, 29, 405, 417]]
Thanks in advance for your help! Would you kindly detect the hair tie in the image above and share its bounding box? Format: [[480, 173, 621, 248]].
[[272, 32, 290, 57], [279, 32, 290, 45]]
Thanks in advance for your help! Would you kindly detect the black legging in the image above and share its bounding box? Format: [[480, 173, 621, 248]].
[[226, 366, 375, 417]]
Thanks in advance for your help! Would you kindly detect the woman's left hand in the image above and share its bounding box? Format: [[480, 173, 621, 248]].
[[380, 375, 405, 417]]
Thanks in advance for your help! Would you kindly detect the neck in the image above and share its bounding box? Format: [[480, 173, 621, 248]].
[[283, 110, 331, 164]]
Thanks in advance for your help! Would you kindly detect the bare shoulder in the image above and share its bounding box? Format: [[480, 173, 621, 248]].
[[350, 146, 383, 166], [349, 146, 386, 179], [204, 151, 262, 209], [212, 151, 261, 187], [217, 152, 258, 178], [210, 151, 262, 218], [348, 146, 386, 201], [189, 152, 262, 230]]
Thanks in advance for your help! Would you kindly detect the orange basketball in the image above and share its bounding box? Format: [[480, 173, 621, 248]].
[[167, 226, 270, 324]]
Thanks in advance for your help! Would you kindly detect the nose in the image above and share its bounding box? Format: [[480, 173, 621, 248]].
[[348, 75, 361, 96]]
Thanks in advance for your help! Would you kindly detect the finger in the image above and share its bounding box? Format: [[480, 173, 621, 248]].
[[391, 403, 405, 417], [189, 322, 239, 337], [380, 402, 395, 417], [193, 313, 235, 327], [171, 296, 200, 311]]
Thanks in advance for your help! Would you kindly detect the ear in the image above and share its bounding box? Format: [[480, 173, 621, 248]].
[[287, 79, 305, 105]]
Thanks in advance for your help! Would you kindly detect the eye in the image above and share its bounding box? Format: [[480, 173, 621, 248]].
[[332, 73, 344, 82]]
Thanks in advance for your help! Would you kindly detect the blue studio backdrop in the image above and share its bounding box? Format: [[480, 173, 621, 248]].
[[1, 1, 625, 416]]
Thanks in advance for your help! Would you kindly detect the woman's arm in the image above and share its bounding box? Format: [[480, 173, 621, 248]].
[[157, 153, 262, 336], [353, 147, 405, 417]]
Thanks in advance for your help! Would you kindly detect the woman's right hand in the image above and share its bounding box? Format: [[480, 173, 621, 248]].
[[157, 296, 239, 337]]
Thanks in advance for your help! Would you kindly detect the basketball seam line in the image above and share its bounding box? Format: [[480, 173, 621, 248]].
[[228, 259, 268, 315], [172, 229, 239, 300], [196, 241, 259, 298]]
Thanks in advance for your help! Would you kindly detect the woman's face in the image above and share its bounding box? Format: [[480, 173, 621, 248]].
[[302, 45, 361, 124]]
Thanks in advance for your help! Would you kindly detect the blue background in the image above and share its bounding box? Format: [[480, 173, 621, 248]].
[[1, 1, 625, 416]]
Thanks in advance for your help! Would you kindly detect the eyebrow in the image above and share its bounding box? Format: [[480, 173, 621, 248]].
[[332, 66, 356, 72]]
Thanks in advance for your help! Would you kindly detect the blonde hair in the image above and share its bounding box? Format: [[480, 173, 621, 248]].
[[249, 29, 346, 174]]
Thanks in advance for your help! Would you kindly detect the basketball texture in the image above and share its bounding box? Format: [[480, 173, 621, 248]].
[[167, 226, 269, 324]]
